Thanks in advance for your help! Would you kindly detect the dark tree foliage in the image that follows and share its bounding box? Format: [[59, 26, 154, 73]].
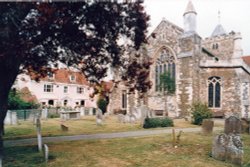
[[0, 1, 150, 162]]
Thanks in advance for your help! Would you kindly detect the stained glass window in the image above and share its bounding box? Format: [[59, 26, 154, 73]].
[[208, 76, 221, 108], [155, 48, 176, 92]]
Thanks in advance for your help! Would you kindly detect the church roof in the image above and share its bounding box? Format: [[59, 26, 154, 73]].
[[242, 56, 250, 66], [211, 24, 226, 37], [184, 0, 197, 15]]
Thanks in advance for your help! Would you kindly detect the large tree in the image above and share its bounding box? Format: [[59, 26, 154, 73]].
[[0, 1, 150, 163]]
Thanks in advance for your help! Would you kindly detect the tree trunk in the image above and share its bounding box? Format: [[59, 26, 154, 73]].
[[0, 57, 20, 165], [164, 91, 168, 117]]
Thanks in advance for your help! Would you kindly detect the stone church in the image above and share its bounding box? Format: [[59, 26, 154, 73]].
[[109, 1, 250, 118]]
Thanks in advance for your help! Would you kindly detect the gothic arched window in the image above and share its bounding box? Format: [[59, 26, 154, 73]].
[[208, 76, 221, 108], [155, 48, 175, 91]]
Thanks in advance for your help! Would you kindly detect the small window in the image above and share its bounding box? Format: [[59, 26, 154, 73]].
[[77, 87, 84, 94], [47, 72, 54, 79], [63, 100, 68, 106], [64, 86, 68, 93], [70, 75, 76, 82], [212, 43, 219, 50], [80, 100, 85, 106], [122, 90, 127, 109], [48, 100, 54, 106], [44, 84, 53, 92]]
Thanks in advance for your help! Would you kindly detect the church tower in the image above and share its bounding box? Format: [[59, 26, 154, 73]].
[[177, 0, 202, 117]]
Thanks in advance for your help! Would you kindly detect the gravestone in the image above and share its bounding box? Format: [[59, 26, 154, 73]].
[[201, 119, 214, 134], [36, 118, 42, 152], [224, 116, 241, 134], [44, 144, 49, 163], [212, 133, 243, 165], [41, 108, 48, 120], [80, 107, 85, 116], [241, 118, 250, 134], [61, 124, 69, 131], [96, 108, 103, 125], [4, 111, 18, 125]]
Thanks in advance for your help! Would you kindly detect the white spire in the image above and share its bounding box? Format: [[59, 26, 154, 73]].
[[183, 0, 197, 33], [183, 0, 197, 16]]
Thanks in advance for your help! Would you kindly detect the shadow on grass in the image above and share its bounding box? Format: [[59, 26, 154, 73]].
[[3, 145, 55, 167]]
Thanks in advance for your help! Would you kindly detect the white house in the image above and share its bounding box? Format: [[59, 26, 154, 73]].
[[14, 68, 97, 109]]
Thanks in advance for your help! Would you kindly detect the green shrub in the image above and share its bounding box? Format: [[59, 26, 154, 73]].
[[143, 117, 173, 129], [48, 112, 60, 118], [191, 102, 212, 125]]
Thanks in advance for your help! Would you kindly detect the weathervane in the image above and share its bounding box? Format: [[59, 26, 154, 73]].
[[218, 10, 221, 24]]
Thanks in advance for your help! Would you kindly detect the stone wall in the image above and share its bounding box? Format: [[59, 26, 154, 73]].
[[202, 33, 235, 60], [177, 33, 202, 117], [199, 68, 241, 114], [108, 83, 127, 114]]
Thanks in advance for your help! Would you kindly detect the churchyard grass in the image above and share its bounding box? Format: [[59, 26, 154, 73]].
[[4, 116, 204, 140], [3, 133, 250, 167]]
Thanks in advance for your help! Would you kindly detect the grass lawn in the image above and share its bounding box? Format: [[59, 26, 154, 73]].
[[3, 132, 250, 167], [4, 116, 200, 140]]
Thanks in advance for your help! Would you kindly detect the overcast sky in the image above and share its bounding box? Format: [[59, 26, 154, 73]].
[[144, 0, 250, 55]]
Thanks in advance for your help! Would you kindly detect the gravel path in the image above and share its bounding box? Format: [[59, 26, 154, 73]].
[[4, 127, 222, 147]]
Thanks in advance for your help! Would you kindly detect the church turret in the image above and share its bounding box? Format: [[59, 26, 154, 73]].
[[183, 0, 197, 33], [233, 32, 243, 58]]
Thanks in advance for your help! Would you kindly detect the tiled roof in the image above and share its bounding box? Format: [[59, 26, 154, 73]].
[[242, 56, 250, 65], [20, 87, 38, 103], [102, 81, 114, 92], [32, 68, 89, 85]]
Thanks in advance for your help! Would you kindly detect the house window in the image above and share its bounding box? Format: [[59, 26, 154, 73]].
[[63, 100, 68, 106], [70, 75, 76, 82], [155, 48, 175, 91], [208, 76, 221, 108], [48, 100, 54, 106], [80, 100, 85, 106], [122, 90, 127, 109], [77, 87, 84, 94], [44, 84, 53, 92], [64, 86, 68, 93], [47, 71, 54, 79]]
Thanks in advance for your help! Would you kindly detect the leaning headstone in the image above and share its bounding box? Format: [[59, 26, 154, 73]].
[[224, 116, 241, 134], [96, 108, 103, 126], [61, 124, 69, 131], [36, 118, 42, 152], [212, 133, 243, 165], [201, 119, 214, 134], [44, 144, 49, 164]]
